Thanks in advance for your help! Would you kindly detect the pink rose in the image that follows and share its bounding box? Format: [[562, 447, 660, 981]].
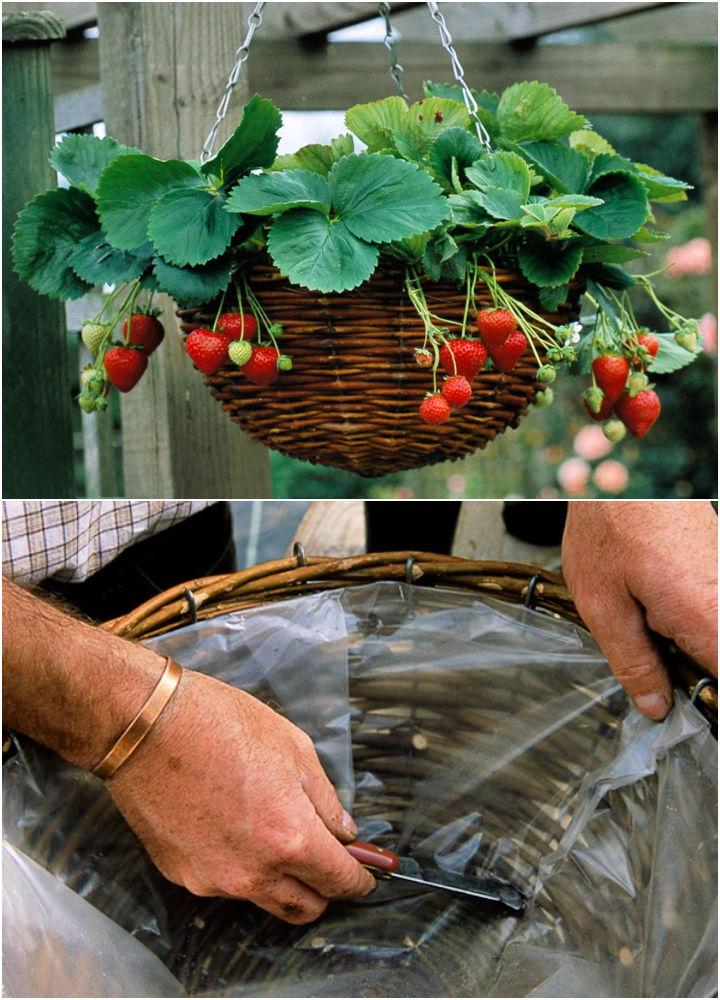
[[664, 238, 712, 277], [573, 425, 613, 462], [557, 457, 590, 495], [593, 459, 629, 494], [700, 312, 717, 354]]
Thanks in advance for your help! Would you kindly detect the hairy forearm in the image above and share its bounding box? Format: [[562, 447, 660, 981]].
[[2, 578, 167, 769]]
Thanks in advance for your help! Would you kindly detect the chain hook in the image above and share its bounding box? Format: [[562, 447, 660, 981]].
[[378, 2, 407, 100], [200, 1, 267, 164], [425, 1, 492, 151]]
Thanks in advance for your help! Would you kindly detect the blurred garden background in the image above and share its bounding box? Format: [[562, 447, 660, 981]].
[[4, 1, 717, 499]]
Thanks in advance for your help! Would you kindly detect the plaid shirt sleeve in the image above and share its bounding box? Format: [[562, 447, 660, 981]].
[[2, 501, 213, 585]]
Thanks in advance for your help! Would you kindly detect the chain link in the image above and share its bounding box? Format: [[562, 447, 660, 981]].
[[425, 1, 492, 150], [200, 1, 267, 163], [378, 1, 407, 100]]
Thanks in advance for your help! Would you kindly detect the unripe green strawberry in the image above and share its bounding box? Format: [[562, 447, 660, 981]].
[[534, 388, 554, 407], [78, 391, 97, 414], [627, 372, 649, 397], [81, 322, 110, 356], [547, 348, 563, 362], [228, 339, 253, 367], [94, 396, 109, 412], [80, 366, 107, 395], [562, 346, 577, 363], [603, 417, 627, 443], [269, 323, 284, 339], [277, 354, 293, 372], [583, 386, 604, 415], [675, 329, 697, 353], [536, 364, 556, 384]]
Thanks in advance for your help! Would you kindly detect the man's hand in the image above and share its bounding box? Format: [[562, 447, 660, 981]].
[[109, 670, 375, 923], [2, 579, 373, 923], [562, 501, 717, 720]]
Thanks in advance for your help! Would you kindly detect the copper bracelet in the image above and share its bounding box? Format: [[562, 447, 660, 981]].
[[92, 656, 183, 780]]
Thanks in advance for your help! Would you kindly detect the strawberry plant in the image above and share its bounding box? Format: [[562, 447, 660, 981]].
[[11, 81, 702, 442]]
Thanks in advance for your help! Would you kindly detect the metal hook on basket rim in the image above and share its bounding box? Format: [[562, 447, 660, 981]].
[[378, 1, 407, 99], [689, 676, 718, 707], [524, 574, 541, 610], [404, 556, 418, 585], [183, 588, 199, 626], [293, 541, 307, 568]]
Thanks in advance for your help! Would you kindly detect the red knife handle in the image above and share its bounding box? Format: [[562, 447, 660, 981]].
[[346, 840, 401, 873]]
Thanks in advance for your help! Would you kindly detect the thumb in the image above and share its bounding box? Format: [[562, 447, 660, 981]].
[[299, 750, 357, 844], [579, 587, 673, 721]]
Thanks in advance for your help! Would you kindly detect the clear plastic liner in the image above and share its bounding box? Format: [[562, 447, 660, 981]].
[[3, 582, 717, 998]]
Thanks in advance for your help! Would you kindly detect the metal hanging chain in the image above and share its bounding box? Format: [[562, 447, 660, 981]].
[[378, 1, 407, 100], [200, 1, 267, 164], [425, 1, 492, 151]]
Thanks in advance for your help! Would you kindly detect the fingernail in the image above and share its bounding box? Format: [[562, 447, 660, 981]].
[[634, 692, 669, 720], [342, 810, 357, 837]]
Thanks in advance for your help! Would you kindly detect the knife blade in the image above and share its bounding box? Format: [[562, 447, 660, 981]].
[[346, 840, 525, 914]]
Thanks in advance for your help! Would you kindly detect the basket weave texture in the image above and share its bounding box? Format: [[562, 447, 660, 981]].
[[105, 551, 716, 721], [177, 264, 579, 477]]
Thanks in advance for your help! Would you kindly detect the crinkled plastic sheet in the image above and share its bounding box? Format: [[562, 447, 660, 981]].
[[3, 582, 717, 998]]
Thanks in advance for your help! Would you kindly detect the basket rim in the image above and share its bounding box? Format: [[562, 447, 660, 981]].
[[102, 551, 717, 718]]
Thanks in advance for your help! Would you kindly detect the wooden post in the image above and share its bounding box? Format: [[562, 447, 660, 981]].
[[97, 2, 272, 499], [2, 12, 76, 498]]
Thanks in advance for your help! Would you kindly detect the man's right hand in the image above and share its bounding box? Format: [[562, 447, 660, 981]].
[[108, 669, 375, 923]]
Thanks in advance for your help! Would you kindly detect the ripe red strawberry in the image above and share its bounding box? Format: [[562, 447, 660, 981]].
[[185, 327, 229, 375], [476, 308, 517, 347], [419, 393, 451, 424], [243, 345, 280, 385], [123, 313, 164, 354], [217, 312, 257, 341], [442, 375, 472, 408], [631, 333, 660, 366], [584, 394, 614, 422], [439, 338, 487, 379], [104, 345, 147, 392], [592, 355, 629, 403], [615, 389, 661, 438], [415, 348, 433, 368], [488, 330, 527, 372]]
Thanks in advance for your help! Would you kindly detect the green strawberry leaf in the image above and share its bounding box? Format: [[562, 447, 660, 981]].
[[568, 129, 616, 157], [476, 186, 525, 221], [152, 255, 232, 307], [200, 95, 282, 190], [270, 134, 354, 175], [575, 173, 649, 240], [496, 81, 586, 142], [518, 237, 584, 287], [633, 162, 691, 202], [70, 233, 153, 285], [12, 187, 97, 299], [225, 169, 330, 216], [514, 141, 591, 194], [392, 123, 432, 165], [466, 151, 531, 199], [429, 128, 484, 186], [447, 191, 494, 230], [97, 153, 203, 250], [267, 210, 378, 293], [582, 263, 636, 289], [329, 153, 449, 243], [422, 230, 461, 282], [50, 133, 140, 195], [345, 96, 409, 151], [539, 283, 570, 312], [632, 225, 671, 243], [588, 153, 636, 186], [581, 242, 648, 263], [147, 188, 240, 267], [405, 97, 471, 138], [649, 332, 702, 374], [423, 81, 500, 138]]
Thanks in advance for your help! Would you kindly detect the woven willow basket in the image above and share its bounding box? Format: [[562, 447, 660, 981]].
[[177, 265, 580, 477], [10, 554, 715, 997]]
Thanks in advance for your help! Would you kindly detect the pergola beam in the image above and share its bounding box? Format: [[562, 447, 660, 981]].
[[249, 40, 717, 114]]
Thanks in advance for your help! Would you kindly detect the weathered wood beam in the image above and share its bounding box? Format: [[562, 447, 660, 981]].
[[394, 2, 671, 44], [259, 1, 417, 38], [249, 40, 717, 113], [97, 2, 272, 499], [54, 82, 102, 132]]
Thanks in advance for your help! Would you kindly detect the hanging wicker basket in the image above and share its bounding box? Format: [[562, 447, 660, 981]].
[[177, 264, 580, 477]]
